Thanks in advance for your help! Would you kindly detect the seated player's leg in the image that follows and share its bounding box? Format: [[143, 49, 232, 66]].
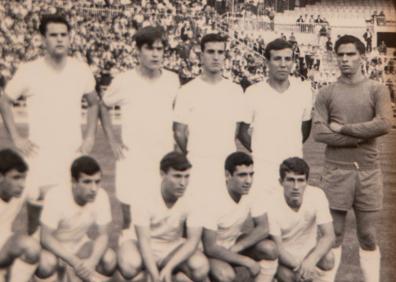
[[276, 264, 296, 282], [36, 249, 59, 279], [177, 249, 209, 282], [117, 239, 143, 280], [0, 234, 40, 282], [208, 258, 236, 282]]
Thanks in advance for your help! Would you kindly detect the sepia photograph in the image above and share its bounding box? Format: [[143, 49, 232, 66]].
[[0, 0, 395, 281]]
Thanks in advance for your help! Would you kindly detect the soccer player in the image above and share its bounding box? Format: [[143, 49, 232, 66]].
[[36, 156, 116, 282], [0, 149, 40, 282], [202, 152, 278, 282], [238, 38, 313, 192], [269, 157, 335, 282], [100, 26, 180, 223], [173, 33, 248, 200], [313, 35, 393, 282], [0, 14, 99, 204], [117, 152, 209, 282]]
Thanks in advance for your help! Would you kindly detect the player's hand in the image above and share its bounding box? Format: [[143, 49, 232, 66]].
[[148, 272, 161, 282], [243, 258, 261, 277], [296, 258, 319, 282], [329, 122, 343, 133], [159, 266, 173, 282], [109, 139, 128, 160], [13, 136, 38, 157], [78, 136, 95, 154], [71, 259, 95, 281]]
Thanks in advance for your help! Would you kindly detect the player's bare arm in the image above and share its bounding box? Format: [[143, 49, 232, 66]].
[[203, 228, 260, 277], [84, 223, 111, 269], [159, 226, 204, 282], [79, 91, 99, 154], [229, 213, 270, 253], [99, 101, 128, 160], [135, 225, 161, 282], [173, 121, 188, 154], [0, 94, 38, 156], [236, 122, 252, 152]]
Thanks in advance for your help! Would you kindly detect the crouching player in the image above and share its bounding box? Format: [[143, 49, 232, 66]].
[[202, 152, 278, 282], [270, 157, 336, 282], [36, 156, 116, 281], [117, 152, 209, 282], [0, 149, 40, 282]]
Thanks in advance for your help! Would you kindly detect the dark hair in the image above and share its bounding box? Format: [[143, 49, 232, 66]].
[[200, 33, 227, 51], [160, 152, 192, 173], [264, 38, 293, 60], [225, 152, 253, 175], [39, 14, 71, 36], [334, 35, 365, 55], [71, 156, 101, 181], [133, 26, 167, 49], [279, 157, 310, 181], [0, 149, 28, 175]]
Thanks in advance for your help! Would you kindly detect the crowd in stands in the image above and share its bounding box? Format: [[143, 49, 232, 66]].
[[0, 0, 394, 101]]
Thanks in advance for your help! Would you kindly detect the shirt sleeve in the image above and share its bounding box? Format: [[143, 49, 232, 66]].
[[173, 88, 191, 125], [81, 63, 96, 95], [131, 201, 151, 227], [94, 189, 112, 226], [315, 189, 333, 225], [186, 202, 204, 228], [249, 190, 268, 218], [267, 207, 281, 237], [102, 74, 126, 107], [302, 82, 313, 121], [234, 86, 251, 124], [40, 191, 62, 230], [5, 63, 29, 101], [202, 205, 219, 231], [243, 87, 255, 125]]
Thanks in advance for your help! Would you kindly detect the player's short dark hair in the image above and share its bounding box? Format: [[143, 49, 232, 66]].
[[39, 14, 71, 36], [334, 35, 365, 55], [0, 149, 28, 175], [264, 38, 293, 60], [133, 26, 167, 50], [71, 156, 101, 181], [225, 152, 253, 175], [279, 157, 310, 181], [160, 152, 192, 173], [200, 33, 227, 51]]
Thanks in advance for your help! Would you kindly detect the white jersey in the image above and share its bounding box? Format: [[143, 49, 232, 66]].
[[203, 187, 268, 249], [40, 185, 111, 248], [268, 186, 332, 261], [174, 76, 248, 159], [0, 194, 25, 249]]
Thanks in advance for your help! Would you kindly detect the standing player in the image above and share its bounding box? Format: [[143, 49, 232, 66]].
[[0, 14, 99, 204], [269, 157, 335, 282], [0, 149, 40, 282], [36, 156, 116, 282], [202, 152, 278, 282], [313, 35, 393, 282], [173, 33, 248, 200], [117, 152, 209, 282], [100, 26, 180, 221], [238, 39, 313, 192]]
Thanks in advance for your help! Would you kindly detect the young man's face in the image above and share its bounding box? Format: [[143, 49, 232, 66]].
[[267, 48, 294, 82], [336, 43, 363, 76], [280, 171, 307, 208], [72, 172, 101, 204], [162, 168, 190, 198], [226, 164, 254, 196], [43, 23, 70, 58], [138, 39, 164, 71], [201, 41, 226, 74], [0, 169, 27, 198]]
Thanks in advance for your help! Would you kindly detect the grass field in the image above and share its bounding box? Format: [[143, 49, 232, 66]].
[[1, 122, 395, 282]]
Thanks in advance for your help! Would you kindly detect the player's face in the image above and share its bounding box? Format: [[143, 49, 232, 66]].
[[0, 169, 27, 198], [336, 43, 363, 76], [162, 168, 190, 198], [72, 172, 101, 204], [227, 165, 254, 195], [201, 42, 226, 74], [267, 48, 293, 82], [43, 23, 70, 58], [137, 40, 164, 71], [280, 172, 307, 208]]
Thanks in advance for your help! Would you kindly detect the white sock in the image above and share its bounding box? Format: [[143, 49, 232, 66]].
[[8, 258, 38, 282], [255, 259, 278, 282], [359, 247, 381, 282]]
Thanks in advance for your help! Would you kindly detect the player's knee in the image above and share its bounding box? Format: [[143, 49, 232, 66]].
[[16, 235, 41, 263], [357, 230, 377, 250], [318, 251, 334, 271], [101, 249, 117, 276], [211, 267, 236, 282], [254, 240, 279, 260], [36, 251, 58, 278], [276, 265, 296, 282], [188, 253, 209, 281], [117, 248, 142, 279]]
